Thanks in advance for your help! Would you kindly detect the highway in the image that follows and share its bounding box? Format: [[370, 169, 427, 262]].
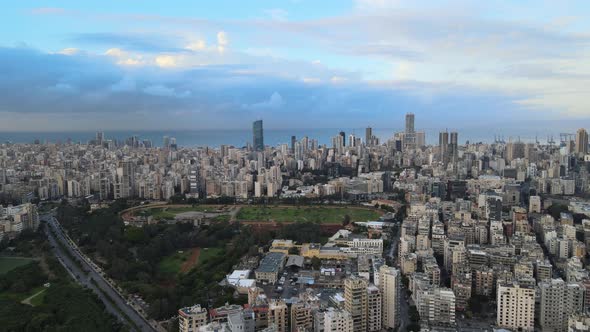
[[42, 215, 157, 332]]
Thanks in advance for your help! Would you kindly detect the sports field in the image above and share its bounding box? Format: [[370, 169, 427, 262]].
[[136, 205, 225, 220], [0, 257, 35, 275], [235, 206, 381, 223]]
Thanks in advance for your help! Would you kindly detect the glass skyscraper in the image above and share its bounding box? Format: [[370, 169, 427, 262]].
[[253, 120, 264, 151]]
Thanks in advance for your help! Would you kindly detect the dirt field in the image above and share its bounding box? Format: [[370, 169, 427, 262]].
[[180, 248, 201, 273]]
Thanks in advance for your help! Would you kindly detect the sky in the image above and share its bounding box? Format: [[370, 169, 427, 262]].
[[1, 0, 590, 132]]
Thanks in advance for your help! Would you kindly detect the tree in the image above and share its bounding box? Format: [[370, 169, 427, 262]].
[[311, 257, 321, 270], [547, 203, 569, 220], [342, 214, 351, 226]]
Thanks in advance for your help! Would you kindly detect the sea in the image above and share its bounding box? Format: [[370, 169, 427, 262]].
[[0, 127, 582, 148]]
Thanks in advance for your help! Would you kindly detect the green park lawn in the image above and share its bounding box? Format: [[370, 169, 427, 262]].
[[136, 205, 226, 220], [158, 250, 193, 275], [28, 289, 47, 306], [197, 247, 224, 265], [235, 206, 381, 223], [157, 247, 224, 276], [0, 257, 35, 275]]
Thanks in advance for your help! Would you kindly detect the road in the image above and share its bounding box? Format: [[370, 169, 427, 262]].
[[385, 224, 410, 331], [43, 215, 157, 332]]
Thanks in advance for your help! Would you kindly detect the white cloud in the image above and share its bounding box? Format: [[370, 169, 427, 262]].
[[330, 76, 348, 84], [155, 55, 179, 68], [186, 39, 206, 51], [355, 0, 400, 10], [217, 31, 229, 54], [105, 48, 144, 66], [302, 77, 321, 84], [264, 8, 288, 21], [58, 48, 80, 56], [243, 92, 284, 110], [395, 61, 415, 80], [143, 84, 190, 98]]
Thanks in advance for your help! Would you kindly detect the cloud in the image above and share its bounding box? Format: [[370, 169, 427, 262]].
[[243, 92, 284, 110], [155, 55, 180, 68], [186, 40, 206, 51], [217, 31, 228, 54], [302, 77, 321, 84], [264, 8, 288, 21], [58, 48, 80, 56], [105, 48, 145, 66], [71, 32, 183, 53], [0, 41, 586, 133], [330, 76, 348, 84], [110, 77, 137, 92], [143, 84, 189, 97]]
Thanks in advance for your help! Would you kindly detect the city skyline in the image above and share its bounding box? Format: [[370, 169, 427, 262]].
[[2, 1, 590, 131]]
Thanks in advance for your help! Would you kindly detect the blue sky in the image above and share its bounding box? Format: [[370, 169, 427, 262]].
[[1, 0, 590, 131]]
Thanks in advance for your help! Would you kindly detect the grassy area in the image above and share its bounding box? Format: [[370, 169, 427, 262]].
[[211, 214, 231, 222], [158, 247, 224, 276], [235, 206, 382, 223], [28, 289, 47, 306], [25, 288, 47, 307], [136, 205, 227, 220], [158, 250, 192, 275], [0, 257, 35, 275], [0, 285, 45, 303], [198, 248, 224, 265]]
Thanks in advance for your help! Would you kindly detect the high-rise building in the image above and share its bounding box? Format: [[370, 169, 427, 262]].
[[439, 131, 449, 163], [379, 265, 400, 329], [96, 131, 104, 145], [576, 128, 588, 155], [496, 281, 535, 331], [344, 276, 367, 332], [404, 113, 416, 151], [366, 127, 373, 146], [425, 287, 456, 326], [450, 132, 459, 163], [339, 131, 346, 147], [268, 300, 288, 332], [323, 308, 354, 332], [291, 135, 296, 154], [405, 112, 415, 133], [253, 120, 264, 151], [539, 278, 585, 332], [115, 160, 135, 199], [178, 305, 208, 332], [367, 284, 382, 332]]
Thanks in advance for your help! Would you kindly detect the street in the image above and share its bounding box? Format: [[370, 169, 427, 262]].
[[43, 215, 157, 332], [386, 224, 410, 331]]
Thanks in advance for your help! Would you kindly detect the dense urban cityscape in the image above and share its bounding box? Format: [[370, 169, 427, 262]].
[[1, 112, 590, 332], [3, 1, 590, 332]]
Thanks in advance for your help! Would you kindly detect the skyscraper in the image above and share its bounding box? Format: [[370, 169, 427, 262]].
[[405, 113, 415, 133], [439, 131, 449, 163], [344, 276, 368, 332], [496, 281, 535, 331], [379, 265, 400, 329], [339, 131, 346, 147], [404, 113, 416, 151], [291, 135, 296, 154], [253, 120, 264, 151], [539, 278, 585, 331], [366, 127, 373, 146], [450, 132, 459, 163], [575, 128, 588, 155]]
